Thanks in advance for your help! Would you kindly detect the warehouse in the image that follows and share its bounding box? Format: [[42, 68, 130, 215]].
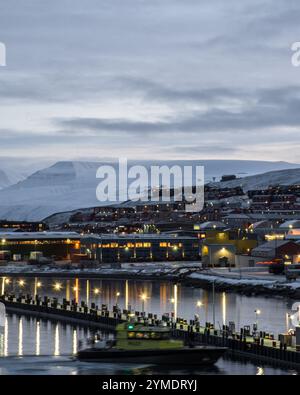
[[81, 234, 201, 263], [0, 232, 81, 261]]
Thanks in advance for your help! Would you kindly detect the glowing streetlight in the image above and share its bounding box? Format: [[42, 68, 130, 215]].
[[254, 309, 261, 330], [4, 278, 10, 285], [116, 291, 120, 305], [140, 293, 148, 314], [36, 281, 42, 288], [196, 300, 203, 324], [73, 286, 78, 292], [94, 288, 100, 295], [169, 297, 175, 318], [18, 280, 25, 287], [54, 282, 62, 291]]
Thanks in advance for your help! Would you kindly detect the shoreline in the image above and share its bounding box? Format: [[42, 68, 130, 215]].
[[182, 273, 300, 299], [1, 265, 300, 299]]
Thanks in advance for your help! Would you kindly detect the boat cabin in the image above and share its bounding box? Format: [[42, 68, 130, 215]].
[[116, 322, 183, 350]]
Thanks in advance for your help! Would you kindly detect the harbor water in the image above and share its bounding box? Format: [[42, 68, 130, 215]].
[[0, 277, 299, 375]]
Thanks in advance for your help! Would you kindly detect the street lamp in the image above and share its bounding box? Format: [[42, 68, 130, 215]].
[[116, 291, 120, 306], [254, 309, 261, 330], [286, 313, 291, 333], [170, 297, 175, 319], [94, 288, 100, 295], [18, 280, 25, 287]]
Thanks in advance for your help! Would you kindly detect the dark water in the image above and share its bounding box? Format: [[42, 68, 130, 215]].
[[0, 277, 299, 375]]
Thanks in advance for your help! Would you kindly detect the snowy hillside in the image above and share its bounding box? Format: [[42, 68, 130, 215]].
[[0, 169, 11, 189], [211, 168, 300, 191], [0, 161, 102, 221], [0, 160, 299, 221]]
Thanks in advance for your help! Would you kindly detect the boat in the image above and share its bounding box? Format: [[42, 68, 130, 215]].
[[77, 322, 227, 365]]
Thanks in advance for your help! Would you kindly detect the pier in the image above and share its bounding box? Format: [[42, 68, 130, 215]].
[[1, 292, 300, 369]]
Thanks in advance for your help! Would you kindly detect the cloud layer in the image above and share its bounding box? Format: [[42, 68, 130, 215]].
[[0, 0, 300, 165]]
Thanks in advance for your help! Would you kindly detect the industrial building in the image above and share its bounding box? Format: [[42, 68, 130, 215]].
[[201, 229, 258, 267], [81, 234, 201, 263], [0, 232, 81, 261]]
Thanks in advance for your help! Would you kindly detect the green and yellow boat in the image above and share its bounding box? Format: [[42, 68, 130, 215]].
[[77, 322, 227, 366]]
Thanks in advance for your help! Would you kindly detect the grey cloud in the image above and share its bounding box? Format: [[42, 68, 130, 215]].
[[56, 85, 300, 135], [0, 0, 300, 163], [167, 145, 238, 154]]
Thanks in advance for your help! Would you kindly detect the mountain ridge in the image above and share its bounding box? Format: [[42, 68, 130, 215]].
[[0, 159, 299, 221]]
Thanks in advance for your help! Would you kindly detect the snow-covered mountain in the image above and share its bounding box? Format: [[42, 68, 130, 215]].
[[0, 169, 11, 189], [0, 160, 299, 221], [210, 168, 300, 191], [0, 162, 31, 190], [0, 161, 102, 221]]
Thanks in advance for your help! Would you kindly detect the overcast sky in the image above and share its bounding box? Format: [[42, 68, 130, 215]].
[[1, 0, 300, 167]]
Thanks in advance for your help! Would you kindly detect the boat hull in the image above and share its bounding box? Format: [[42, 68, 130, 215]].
[[77, 346, 227, 365]]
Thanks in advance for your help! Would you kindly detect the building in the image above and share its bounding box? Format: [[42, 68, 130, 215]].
[[201, 229, 258, 267], [286, 228, 300, 241], [81, 234, 201, 263], [248, 187, 298, 211], [279, 220, 300, 231], [251, 240, 300, 264], [221, 175, 237, 182], [0, 220, 48, 232], [223, 213, 251, 228], [0, 232, 81, 261], [194, 221, 227, 231]]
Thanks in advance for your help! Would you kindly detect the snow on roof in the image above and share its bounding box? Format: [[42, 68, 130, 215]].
[[223, 214, 250, 219], [279, 220, 300, 228], [252, 240, 291, 253], [249, 220, 273, 229], [0, 232, 81, 240], [198, 221, 227, 230], [286, 229, 300, 240], [81, 233, 197, 242]]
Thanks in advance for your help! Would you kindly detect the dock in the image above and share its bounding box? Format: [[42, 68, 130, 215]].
[[1, 292, 300, 369]]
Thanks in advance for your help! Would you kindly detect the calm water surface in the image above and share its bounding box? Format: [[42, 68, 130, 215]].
[[0, 277, 299, 375]]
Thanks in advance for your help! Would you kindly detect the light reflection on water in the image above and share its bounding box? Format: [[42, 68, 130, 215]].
[[0, 277, 299, 375], [0, 313, 102, 357], [0, 313, 297, 375], [2, 277, 297, 335]]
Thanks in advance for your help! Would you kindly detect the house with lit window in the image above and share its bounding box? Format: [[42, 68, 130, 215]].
[[251, 240, 300, 264], [201, 229, 258, 267]]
